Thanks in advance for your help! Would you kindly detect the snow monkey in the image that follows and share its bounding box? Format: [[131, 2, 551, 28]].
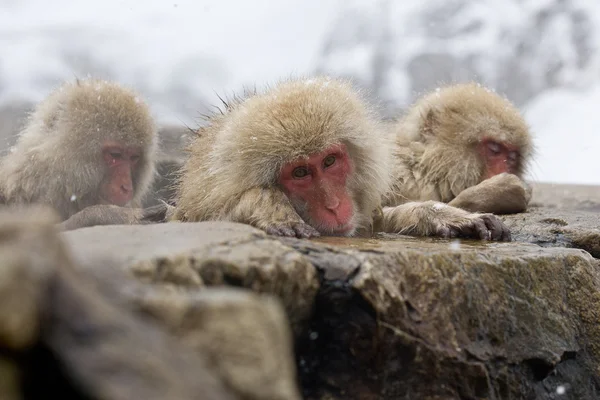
[[172, 77, 511, 241], [0, 79, 160, 229], [385, 82, 534, 215]]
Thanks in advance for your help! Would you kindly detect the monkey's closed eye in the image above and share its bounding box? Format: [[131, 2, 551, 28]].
[[109, 151, 123, 160], [487, 141, 501, 155], [292, 166, 310, 179], [130, 155, 141, 163], [323, 155, 336, 168]]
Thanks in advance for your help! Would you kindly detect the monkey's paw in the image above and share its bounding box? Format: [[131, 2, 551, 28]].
[[262, 221, 320, 238], [436, 213, 511, 242]]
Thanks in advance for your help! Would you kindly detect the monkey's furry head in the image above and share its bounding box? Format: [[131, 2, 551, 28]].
[[398, 82, 534, 197], [0, 78, 158, 218], [176, 76, 394, 229]]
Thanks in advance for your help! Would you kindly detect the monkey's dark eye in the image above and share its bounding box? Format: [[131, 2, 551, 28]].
[[323, 155, 336, 168], [109, 151, 123, 160], [130, 155, 141, 163], [292, 167, 310, 179], [487, 142, 501, 155]]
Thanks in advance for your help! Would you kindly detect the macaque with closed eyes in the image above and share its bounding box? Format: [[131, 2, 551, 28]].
[[385, 82, 534, 215]]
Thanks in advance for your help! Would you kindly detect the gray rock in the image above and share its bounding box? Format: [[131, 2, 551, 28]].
[[61, 217, 600, 399], [0, 206, 239, 400], [501, 206, 600, 257], [62, 221, 320, 333]]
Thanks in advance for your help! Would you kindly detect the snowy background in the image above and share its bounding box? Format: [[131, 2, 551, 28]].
[[0, 0, 598, 184]]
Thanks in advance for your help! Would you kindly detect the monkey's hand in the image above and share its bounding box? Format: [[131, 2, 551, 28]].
[[230, 188, 320, 238], [448, 173, 531, 214], [140, 202, 176, 223], [381, 201, 511, 241], [58, 204, 167, 231]]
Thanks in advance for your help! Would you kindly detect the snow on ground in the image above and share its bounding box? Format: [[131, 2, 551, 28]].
[[0, 0, 598, 184]]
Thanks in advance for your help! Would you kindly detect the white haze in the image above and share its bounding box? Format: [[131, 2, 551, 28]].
[[0, 0, 598, 184]]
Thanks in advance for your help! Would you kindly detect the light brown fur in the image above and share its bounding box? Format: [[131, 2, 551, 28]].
[[383, 82, 534, 214], [173, 77, 511, 241], [0, 79, 158, 221], [173, 77, 392, 236]]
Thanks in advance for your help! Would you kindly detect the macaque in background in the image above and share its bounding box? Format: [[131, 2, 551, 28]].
[[172, 77, 510, 241], [385, 82, 534, 215], [0, 78, 160, 229]]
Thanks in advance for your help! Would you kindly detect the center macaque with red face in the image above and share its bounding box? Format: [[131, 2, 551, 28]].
[[279, 144, 355, 235]]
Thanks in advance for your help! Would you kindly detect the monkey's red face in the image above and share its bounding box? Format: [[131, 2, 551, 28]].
[[479, 139, 520, 180], [279, 144, 355, 235], [100, 142, 142, 206]]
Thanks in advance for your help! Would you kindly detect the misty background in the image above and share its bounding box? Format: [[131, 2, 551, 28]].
[[0, 0, 598, 184]]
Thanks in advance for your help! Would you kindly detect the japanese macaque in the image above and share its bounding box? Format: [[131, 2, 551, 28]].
[[172, 77, 510, 241], [385, 83, 534, 214], [0, 79, 160, 230]]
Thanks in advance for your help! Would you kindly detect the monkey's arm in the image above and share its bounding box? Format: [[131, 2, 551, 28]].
[[226, 187, 320, 238], [58, 204, 171, 231], [379, 201, 511, 241], [448, 173, 532, 214]]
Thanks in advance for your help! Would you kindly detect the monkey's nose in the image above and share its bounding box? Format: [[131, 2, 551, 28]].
[[121, 183, 133, 194], [325, 197, 340, 211]]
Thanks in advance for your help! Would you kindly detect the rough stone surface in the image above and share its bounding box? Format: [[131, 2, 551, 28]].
[[288, 235, 600, 399], [60, 217, 600, 400], [42, 259, 238, 400], [62, 221, 320, 333], [501, 206, 600, 258], [126, 285, 302, 400], [0, 207, 238, 400]]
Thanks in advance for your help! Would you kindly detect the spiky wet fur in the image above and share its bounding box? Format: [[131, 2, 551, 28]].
[[0, 79, 158, 220], [173, 77, 393, 236], [383, 82, 534, 207]]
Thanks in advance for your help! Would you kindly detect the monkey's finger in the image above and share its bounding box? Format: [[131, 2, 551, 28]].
[[501, 226, 512, 242], [265, 225, 292, 237], [482, 215, 512, 242], [482, 215, 504, 241], [470, 218, 490, 240], [293, 223, 320, 238], [279, 225, 298, 237], [141, 204, 169, 223], [435, 225, 452, 238]]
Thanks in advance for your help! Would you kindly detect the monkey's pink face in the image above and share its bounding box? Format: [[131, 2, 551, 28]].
[[279, 143, 355, 236], [478, 139, 520, 180], [100, 141, 142, 206]]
